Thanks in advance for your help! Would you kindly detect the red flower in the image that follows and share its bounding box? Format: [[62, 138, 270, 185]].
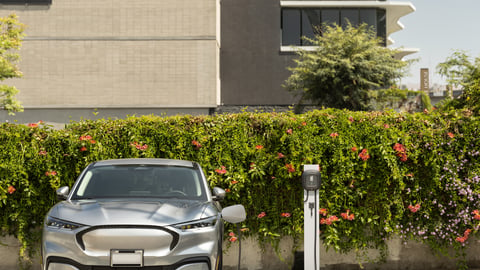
[[215, 166, 227, 175], [302, 122, 307, 126], [329, 132, 338, 138], [231, 180, 239, 185], [319, 208, 328, 216], [79, 135, 92, 141], [7, 185, 16, 194], [277, 152, 285, 159], [281, 212, 291, 218], [285, 163, 295, 173], [340, 210, 355, 221], [447, 132, 455, 138], [351, 146, 358, 152], [80, 146, 87, 152], [408, 204, 421, 213], [45, 171, 57, 176], [229, 236, 238, 242], [456, 229, 472, 243], [286, 129, 293, 135], [358, 149, 370, 161], [456, 236, 467, 243], [27, 122, 39, 128], [225, 188, 231, 193], [90, 140, 96, 144], [320, 215, 339, 225], [131, 142, 148, 151], [257, 212, 266, 218], [229, 231, 235, 237], [393, 143, 408, 162], [472, 210, 480, 220], [255, 145, 264, 150], [191, 140, 202, 149]]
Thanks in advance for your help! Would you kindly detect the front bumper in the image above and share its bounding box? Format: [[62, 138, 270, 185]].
[[42, 224, 220, 270]]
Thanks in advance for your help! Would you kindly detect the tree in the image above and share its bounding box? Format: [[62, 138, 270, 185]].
[[437, 51, 480, 114], [0, 14, 25, 115], [284, 23, 409, 111]]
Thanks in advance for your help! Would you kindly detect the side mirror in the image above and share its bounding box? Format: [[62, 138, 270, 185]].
[[221, 204, 246, 224], [56, 186, 70, 200], [212, 187, 226, 201]]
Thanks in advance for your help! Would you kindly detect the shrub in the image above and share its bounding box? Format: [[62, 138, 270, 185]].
[[1, 109, 479, 269]]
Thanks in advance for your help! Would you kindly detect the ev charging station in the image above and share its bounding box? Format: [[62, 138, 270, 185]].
[[302, 164, 321, 270]]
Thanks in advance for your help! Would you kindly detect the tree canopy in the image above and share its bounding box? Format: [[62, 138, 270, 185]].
[[437, 51, 480, 114], [0, 14, 25, 115], [284, 23, 409, 111]]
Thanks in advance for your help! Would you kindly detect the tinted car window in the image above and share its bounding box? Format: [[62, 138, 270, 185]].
[[71, 165, 207, 200]]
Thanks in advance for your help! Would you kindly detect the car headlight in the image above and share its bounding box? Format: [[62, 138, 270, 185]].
[[46, 216, 86, 230], [173, 216, 217, 231]]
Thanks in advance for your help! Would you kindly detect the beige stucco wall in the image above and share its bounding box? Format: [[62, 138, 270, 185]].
[[0, 0, 218, 108]]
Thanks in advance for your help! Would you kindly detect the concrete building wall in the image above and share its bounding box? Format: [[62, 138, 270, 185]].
[[0, 0, 219, 122], [220, 0, 299, 106]]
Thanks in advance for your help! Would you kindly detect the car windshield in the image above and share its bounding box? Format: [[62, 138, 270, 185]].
[[70, 165, 207, 201]]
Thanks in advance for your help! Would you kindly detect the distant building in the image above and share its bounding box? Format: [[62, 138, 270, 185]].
[[0, 0, 415, 123], [220, 0, 416, 112]]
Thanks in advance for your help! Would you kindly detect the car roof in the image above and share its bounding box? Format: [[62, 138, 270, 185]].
[[91, 158, 196, 168]]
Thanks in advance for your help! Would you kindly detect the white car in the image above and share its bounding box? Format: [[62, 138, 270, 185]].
[[42, 158, 246, 270]]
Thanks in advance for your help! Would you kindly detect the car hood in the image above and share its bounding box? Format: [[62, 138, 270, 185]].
[[48, 199, 218, 227]]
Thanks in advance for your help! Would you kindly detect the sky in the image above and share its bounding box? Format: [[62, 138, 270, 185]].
[[389, 0, 480, 90]]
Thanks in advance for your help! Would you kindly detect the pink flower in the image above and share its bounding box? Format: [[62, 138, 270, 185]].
[[319, 208, 328, 216], [257, 212, 266, 218], [229, 236, 238, 242], [286, 129, 293, 135], [281, 212, 291, 218], [27, 123, 39, 128], [277, 152, 285, 159], [8, 185, 16, 194], [447, 132, 455, 138], [383, 124, 390, 129], [38, 150, 48, 156], [348, 116, 354, 123]]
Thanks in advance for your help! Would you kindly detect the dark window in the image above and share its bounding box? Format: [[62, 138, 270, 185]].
[[302, 9, 320, 45], [0, 0, 51, 4], [282, 9, 301, 46], [281, 7, 387, 47], [321, 9, 339, 27], [341, 9, 359, 28]]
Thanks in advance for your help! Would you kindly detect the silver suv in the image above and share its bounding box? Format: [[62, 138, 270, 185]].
[[41, 159, 246, 270]]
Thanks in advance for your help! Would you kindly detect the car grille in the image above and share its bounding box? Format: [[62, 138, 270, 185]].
[[76, 225, 179, 252]]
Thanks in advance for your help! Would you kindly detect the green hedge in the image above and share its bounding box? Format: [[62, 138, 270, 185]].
[[1, 109, 479, 268]]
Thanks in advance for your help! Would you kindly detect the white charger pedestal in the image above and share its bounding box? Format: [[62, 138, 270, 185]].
[[303, 164, 320, 270]]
